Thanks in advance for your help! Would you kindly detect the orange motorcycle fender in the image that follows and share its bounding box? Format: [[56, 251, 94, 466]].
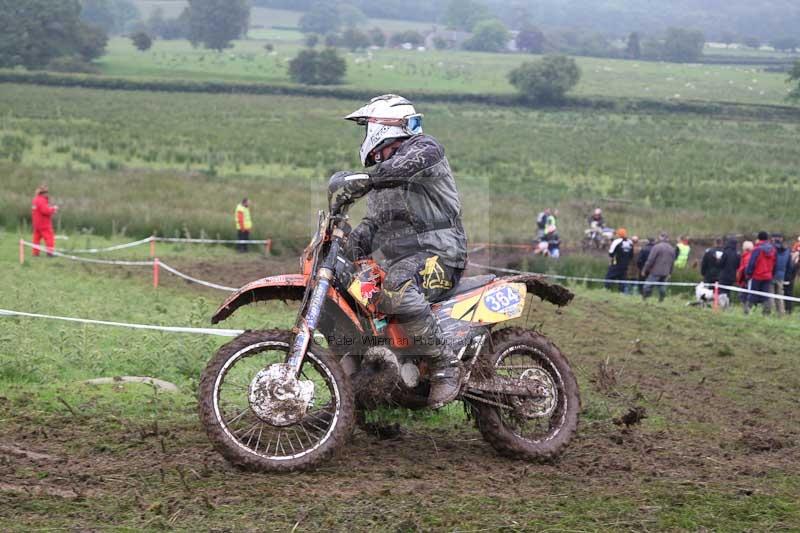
[[211, 274, 363, 332]]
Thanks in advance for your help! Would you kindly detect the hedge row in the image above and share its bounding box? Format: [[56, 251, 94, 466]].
[[1, 69, 798, 122]]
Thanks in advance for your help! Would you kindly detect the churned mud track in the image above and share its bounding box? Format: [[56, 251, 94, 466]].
[[1, 399, 796, 512]]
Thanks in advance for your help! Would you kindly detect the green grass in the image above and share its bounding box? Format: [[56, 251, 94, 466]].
[[96, 37, 797, 106], [2, 84, 799, 248]]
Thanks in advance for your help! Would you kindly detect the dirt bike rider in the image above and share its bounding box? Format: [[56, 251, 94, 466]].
[[327, 94, 468, 408]]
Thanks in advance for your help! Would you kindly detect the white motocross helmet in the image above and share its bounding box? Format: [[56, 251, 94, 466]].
[[345, 94, 424, 166]]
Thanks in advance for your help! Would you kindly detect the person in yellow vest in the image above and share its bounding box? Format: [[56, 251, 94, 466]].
[[235, 198, 252, 253], [674, 235, 690, 269]]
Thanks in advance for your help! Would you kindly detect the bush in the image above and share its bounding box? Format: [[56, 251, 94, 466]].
[[288, 48, 346, 85], [46, 56, 100, 74], [463, 19, 510, 53], [305, 33, 320, 48], [130, 31, 153, 51], [341, 28, 370, 51], [389, 30, 424, 48], [368, 27, 386, 48], [662, 28, 705, 62], [508, 55, 581, 104]]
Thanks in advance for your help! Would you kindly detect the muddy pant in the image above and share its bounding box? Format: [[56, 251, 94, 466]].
[[786, 281, 795, 314], [377, 253, 462, 358], [771, 281, 786, 316], [237, 230, 249, 253], [643, 274, 667, 302]]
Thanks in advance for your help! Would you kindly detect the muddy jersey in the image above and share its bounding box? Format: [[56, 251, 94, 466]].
[[348, 134, 468, 269]]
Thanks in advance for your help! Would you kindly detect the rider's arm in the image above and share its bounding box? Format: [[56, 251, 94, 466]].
[[347, 217, 377, 260], [369, 136, 444, 188]]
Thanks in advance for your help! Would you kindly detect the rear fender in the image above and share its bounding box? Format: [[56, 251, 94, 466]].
[[211, 274, 363, 332]]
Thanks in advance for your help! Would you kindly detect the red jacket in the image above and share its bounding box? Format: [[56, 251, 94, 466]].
[[746, 241, 777, 281], [736, 250, 751, 286], [32, 194, 56, 230]]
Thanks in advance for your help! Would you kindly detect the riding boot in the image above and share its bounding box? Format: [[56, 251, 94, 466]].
[[403, 313, 464, 408]]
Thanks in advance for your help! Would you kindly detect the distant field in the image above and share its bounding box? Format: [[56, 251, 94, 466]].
[[97, 38, 796, 106], [132, 2, 434, 34], [2, 84, 799, 247]]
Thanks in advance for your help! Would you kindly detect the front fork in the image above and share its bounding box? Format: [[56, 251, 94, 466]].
[[286, 231, 344, 373], [286, 269, 332, 372]]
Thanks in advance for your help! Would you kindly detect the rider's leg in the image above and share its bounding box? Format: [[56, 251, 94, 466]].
[[379, 254, 463, 408]]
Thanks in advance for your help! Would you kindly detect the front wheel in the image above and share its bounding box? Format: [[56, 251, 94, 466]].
[[198, 330, 355, 472], [469, 327, 580, 462]]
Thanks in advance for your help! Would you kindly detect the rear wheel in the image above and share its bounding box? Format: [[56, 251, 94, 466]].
[[198, 330, 355, 472], [469, 327, 580, 462]]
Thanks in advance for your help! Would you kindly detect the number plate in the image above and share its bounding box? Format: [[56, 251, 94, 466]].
[[483, 286, 522, 314]]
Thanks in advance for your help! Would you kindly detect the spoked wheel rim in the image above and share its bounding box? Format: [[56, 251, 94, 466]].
[[491, 344, 568, 444], [212, 341, 341, 461]]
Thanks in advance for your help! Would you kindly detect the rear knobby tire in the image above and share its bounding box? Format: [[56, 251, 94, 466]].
[[471, 327, 580, 462], [198, 330, 355, 472]]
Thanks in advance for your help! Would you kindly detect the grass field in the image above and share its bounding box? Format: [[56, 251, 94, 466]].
[[1, 230, 799, 529], [94, 37, 798, 106], [2, 83, 799, 250]]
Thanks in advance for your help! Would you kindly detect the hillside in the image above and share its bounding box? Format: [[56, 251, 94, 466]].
[[250, 0, 800, 41]]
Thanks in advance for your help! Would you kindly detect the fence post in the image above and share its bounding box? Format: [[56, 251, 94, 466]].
[[150, 235, 156, 258], [713, 282, 719, 311], [153, 258, 160, 288], [19, 239, 24, 265], [265, 238, 272, 256]]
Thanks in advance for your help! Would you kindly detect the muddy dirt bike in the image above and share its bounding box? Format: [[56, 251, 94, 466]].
[[198, 190, 580, 472], [581, 224, 614, 251]]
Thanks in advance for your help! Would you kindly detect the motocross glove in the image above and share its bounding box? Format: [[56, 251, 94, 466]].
[[328, 171, 373, 214]]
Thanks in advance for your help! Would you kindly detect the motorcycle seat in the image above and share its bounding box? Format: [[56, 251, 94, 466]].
[[433, 274, 496, 302]]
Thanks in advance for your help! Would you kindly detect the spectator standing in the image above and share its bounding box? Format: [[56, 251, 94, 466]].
[[545, 209, 559, 235], [31, 184, 58, 257], [535, 208, 550, 240], [235, 198, 252, 253], [674, 236, 690, 269], [786, 245, 799, 314], [736, 240, 754, 305], [636, 237, 655, 294], [700, 238, 724, 285], [718, 237, 740, 299], [771, 234, 790, 316], [744, 232, 776, 315], [624, 235, 639, 294], [605, 228, 633, 292], [642, 232, 676, 302]]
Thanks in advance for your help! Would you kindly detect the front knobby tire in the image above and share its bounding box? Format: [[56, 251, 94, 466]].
[[470, 327, 580, 462], [198, 330, 355, 472]]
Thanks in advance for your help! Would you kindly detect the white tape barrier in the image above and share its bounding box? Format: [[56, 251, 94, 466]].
[[23, 241, 153, 266], [62, 237, 154, 254], [158, 261, 237, 292], [0, 308, 243, 337], [22, 241, 239, 292], [154, 237, 270, 244], [27, 236, 271, 255], [470, 262, 800, 303]]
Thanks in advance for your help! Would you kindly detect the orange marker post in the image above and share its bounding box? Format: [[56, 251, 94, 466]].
[[150, 236, 156, 258], [19, 239, 24, 265], [713, 282, 719, 311], [153, 258, 160, 288], [265, 238, 272, 256]]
